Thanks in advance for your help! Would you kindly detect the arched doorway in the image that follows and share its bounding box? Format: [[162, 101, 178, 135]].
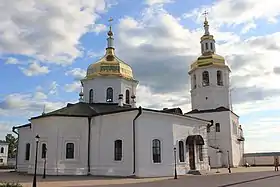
[[186, 135, 205, 170]]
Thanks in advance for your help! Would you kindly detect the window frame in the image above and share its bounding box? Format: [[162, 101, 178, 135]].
[[215, 123, 221, 132], [217, 70, 223, 86], [114, 139, 123, 161], [89, 89, 94, 103], [125, 89, 130, 104], [106, 87, 114, 102], [65, 142, 75, 159], [152, 139, 161, 163], [25, 143, 31, 161], [178, 141, 185, 162], [41, 143, 47, 159], [202, 71, 210, 86]]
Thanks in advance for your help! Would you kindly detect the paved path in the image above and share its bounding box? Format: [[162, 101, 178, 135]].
[[0, 167, 279, 187]]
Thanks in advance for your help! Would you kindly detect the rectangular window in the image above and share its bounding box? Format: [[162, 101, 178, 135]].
[[199, 145, 203, 161], [114, 140, 122, 161], [205, 43, 209, 50], [152, 139, 161, 163], [0, 159, 3, 163], [66, 143, 75, 159], [25, 143, 30, 161], [215, 123, 220, 132], [178, 141, 185, 162], [41, 143, 47, 159], [0, 147, 4, 153], [210, 43, 213, 50]]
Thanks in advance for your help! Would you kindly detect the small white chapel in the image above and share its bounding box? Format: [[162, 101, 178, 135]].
[[12, 16, 244, 177]]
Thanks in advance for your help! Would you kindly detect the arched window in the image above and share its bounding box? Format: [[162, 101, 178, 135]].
[[125, 90, 130, 104], [25, 143, 30, 161], [89, 89, 94, 103], [215, 123, 220, 132], [210, 43, 213, 50], [152, 139, 161, 163], [202, 71, 210, 86], [66, 143, 74, 159], [193, 74, 197, 89], [205, 43, 209, 50], [178, 141, 185, 162], [41, 143, 47, 159], [106, 87, 113, 102], [0, 147, 4, 153], [114, 140, 122, 161], [217, 71, 223, 86]]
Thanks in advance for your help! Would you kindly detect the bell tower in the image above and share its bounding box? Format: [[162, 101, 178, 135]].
[[189, 12, 232, 111]]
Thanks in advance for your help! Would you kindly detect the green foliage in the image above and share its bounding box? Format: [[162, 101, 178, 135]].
[[5, 134, 18, 158], [0, 181, 23, 187]]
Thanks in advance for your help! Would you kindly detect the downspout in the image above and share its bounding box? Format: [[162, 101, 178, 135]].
[[87, 117, 92, 175], [132, 107, 142, 176], [12, 127, 19, 171]]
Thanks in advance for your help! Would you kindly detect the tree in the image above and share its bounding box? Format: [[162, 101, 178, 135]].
[[5, 134, 18, 158]]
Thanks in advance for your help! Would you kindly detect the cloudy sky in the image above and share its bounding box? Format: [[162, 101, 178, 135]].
[[1, 0, 280, 153]]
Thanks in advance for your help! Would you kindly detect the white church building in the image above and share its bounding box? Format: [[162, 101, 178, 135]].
[[12, 17, 244, 177]]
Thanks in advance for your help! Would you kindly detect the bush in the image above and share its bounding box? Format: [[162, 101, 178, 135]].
[[0, 182, 23, 187]]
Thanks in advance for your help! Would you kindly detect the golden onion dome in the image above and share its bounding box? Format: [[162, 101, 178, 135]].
[[85, 48, 135, 80], [84, 19, 136, 81], [189, 53, 226, 74]]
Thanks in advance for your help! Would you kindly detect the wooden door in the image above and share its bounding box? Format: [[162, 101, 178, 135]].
[[189, 144, 196, 170]]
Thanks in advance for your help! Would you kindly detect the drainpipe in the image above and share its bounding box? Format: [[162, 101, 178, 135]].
[[87, 117, 92, 175], [132, 107, 142, 176], [12, 127, 19, 171]]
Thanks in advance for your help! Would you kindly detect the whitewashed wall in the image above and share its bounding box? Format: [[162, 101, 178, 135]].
[[82, 77, 137, 104], [17, 126, 33, 172], [190, 66, 231, 110], [187, 111, 237, 167], [18, 117, 89, 175], [90, 110, 138, 176], [135, 111, 209, 177]]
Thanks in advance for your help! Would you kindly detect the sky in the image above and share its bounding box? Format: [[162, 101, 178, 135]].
[[0, 0, 280, 153]]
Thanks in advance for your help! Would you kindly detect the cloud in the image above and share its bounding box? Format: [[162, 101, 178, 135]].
[[5, 57, 20, 64], [0, 0, 113, 65], [183, 0, 280, 29], [33, 91, 48, 100], [64, 81, 81, 93], [19, 62, 50, 76], [0, 92, 66, 117], [65, 68, 86, 80], [243, 116, 280, 152], [91, 24, 107, 34], [145, 0, 174, 6], [48, 81, 59, 95]]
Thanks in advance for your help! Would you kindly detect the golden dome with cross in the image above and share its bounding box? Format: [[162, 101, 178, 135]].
[[84, 18, 136, 81], [189, 11, 228, 73]]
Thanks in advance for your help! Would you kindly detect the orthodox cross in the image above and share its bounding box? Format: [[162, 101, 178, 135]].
[[108, 17, 113, 30], [202, 10, 208, 19]]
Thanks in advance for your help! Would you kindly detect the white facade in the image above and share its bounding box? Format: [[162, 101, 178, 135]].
[[82, 77, 138, 104], [189, 66, 231, 110], [187, 111, 244, 167], [15, 109, 210, 177], [0, 142, 8, 166], [187, 18, 244, 168]]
